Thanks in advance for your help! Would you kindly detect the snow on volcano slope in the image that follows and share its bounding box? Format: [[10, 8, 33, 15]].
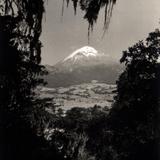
[[63, 46, 100, 62]]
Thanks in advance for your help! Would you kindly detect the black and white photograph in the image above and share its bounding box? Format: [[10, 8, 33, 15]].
[[0, 0, 160, 160]]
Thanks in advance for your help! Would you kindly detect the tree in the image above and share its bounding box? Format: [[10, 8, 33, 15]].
[[107, 29, 160, 160], [0, 1, 47, 160]]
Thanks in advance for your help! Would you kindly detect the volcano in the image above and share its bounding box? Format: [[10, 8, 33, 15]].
[[44, 46, 123, 87]]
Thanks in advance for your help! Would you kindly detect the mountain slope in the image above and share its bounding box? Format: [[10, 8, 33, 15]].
[[44, 46, 123, 87]]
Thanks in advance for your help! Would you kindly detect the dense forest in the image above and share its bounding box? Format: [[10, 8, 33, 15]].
[[0, 0, 160, 160]]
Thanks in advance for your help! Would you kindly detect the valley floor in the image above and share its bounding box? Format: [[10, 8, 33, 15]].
[[38, 81, 116, 111]]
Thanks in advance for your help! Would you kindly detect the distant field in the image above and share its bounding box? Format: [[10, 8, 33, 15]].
[[38, 81, 117, 111]]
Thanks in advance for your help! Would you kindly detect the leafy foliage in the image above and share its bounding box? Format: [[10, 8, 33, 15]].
[[0, 0, 45, 119], [40, 106, 109, 160], [0, 1, 48, 160], [107, 29, 160, 160]]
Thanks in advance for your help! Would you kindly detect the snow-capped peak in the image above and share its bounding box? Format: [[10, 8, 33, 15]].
[[63, 46, 99, 62]]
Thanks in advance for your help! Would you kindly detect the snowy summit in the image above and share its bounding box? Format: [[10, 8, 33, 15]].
[[63, 46, 99, 62]]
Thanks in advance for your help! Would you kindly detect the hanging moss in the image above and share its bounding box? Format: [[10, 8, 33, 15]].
[[64, 0, 117, 40]]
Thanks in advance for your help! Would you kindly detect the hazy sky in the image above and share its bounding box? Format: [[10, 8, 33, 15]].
[[40, 0, 160, 65]]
